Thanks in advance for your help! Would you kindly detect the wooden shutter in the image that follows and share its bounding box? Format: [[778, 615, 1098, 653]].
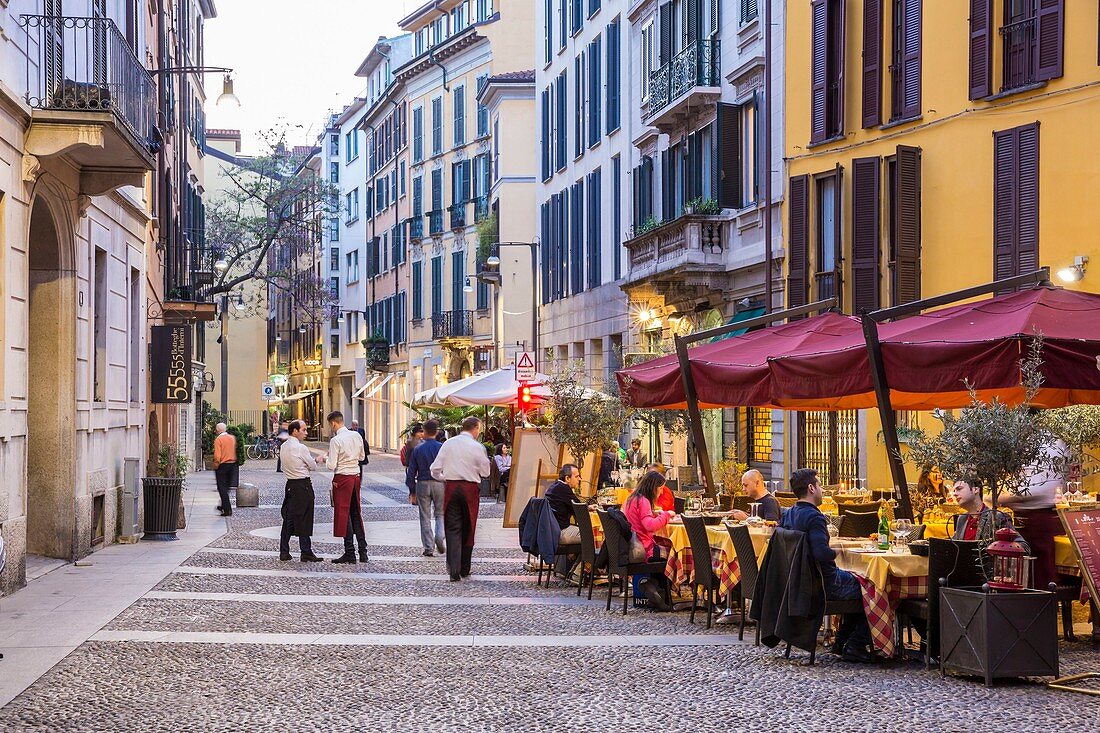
[[900, 0, 921, 119], [810, 0, 828, 143], [687, 0, 702, 44], [894, 145, 921, 304], [1035, 0, 1064, 81], [861, 0, 883, 128], [788, 175, 810, 310], [717, 102, 742, 209], [851, 157, 881, 313], [993, 128, 1017, 285], [968, 0, 992, 100], [1016, 123, 1040, 276], [659, 2, 673, 67]]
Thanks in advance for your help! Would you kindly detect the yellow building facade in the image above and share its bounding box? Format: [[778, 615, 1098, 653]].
[[784, 1, 1100, 487]]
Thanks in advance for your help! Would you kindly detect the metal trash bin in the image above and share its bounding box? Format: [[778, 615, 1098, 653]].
[[142, 477, 183, 541]]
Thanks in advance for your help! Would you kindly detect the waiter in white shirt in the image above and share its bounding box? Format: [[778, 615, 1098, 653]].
[[279, 420, 323, 563], [316, 410, 368, 564], [430, 415, 491, 581]]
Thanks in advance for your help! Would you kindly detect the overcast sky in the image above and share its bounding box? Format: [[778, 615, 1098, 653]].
[[205, 0, 415, 153]]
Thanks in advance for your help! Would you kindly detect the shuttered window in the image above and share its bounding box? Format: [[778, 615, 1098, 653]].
[[452, 250, 465, 312], [431, 96, 443, 155], [544, 0, 553, 63], [570, 180, 584, 294], [541, 88, 551, 181], [814, 170, 842, 303], [612, 155, 622, 280], [787, 175, 810, 311], [659, 2, 673, 67], [588, 36, 602, 148], [890, 0, 921, 120], [810, 0, 845, 144], [555, 72, 567, 170], [968, 0, 993, 99], [412, 260, 424, 320], [606, 19, 621, 133], [431, 256, 443, 315], [572, 0, 584, 33], [741, 0, 758, 23], [851, 157, 881, 313], [540, 202, 551, 301], [993, 122, 1040, 291], [1034, 0, 1064, 81], [574, 54, 585, 158], [718, 102, 742, 209], [587, 168, 602, 289], [888, 145, 922, 305], [862, 0, 883, 127], [453, 85, 466, 147]]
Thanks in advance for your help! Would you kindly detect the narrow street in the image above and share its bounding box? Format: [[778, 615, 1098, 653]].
[[0, 454, 1094, 731]]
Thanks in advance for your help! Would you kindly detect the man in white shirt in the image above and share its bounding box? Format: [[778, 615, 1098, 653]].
[[430, 415, 491, 581], [279, 420, 323, 562], [316, 410, 368, 563]]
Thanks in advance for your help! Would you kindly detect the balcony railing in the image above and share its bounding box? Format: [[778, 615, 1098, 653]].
[[427, 209, 444, 235], [21, 14, 155, 146], [432, 310, 473, 340], [473, 195, 490, 222], [1001, 16, 1037, 91], [449, 202, 468, 230], [814, 271, 838, 302], [410, 216, 424, 240], [624, 213, 728, 285], [646, 38, 720, 119], [165, 228, 218, 304]]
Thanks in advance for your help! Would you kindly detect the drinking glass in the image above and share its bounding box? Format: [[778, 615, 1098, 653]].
[[893, 519, 913, 552], [749, 502, 762, 524]]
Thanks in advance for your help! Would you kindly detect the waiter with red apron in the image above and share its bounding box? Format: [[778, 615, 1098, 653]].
[[430, 415, 491, 581], [317, 410, 368, 564]]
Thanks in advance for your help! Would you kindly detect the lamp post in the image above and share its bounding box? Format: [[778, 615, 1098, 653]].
[[477, 240, 540, 371]]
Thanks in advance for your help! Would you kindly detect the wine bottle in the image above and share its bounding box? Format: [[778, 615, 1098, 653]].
[[877, 502, 891, 551]]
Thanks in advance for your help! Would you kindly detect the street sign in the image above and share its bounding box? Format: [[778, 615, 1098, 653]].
[[515, 351, 536, 381], [261, 382, 276, 400]]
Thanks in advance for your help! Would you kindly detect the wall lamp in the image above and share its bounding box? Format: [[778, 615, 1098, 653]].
[[1057, 256, 1088, 283]]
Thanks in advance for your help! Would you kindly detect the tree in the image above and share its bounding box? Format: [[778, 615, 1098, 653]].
[[544, 362, 628, 468]]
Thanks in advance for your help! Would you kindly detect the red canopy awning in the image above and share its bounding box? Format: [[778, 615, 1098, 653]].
[[617, 287, 1100, 411]]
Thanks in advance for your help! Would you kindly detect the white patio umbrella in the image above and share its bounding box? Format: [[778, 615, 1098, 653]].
[[411, 368, 553, 408]]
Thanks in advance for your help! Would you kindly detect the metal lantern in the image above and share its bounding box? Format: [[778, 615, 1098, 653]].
[[986, 527, 1030, 591]]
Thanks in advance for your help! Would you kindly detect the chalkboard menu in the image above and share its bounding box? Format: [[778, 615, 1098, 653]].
[[1058, 507, 1100, 606]]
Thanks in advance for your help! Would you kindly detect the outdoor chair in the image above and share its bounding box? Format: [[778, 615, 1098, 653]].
[[1052, 575, 1082, 641], [776, 495, 799, 509], [823, 514, 846, 536], [839, 510, 879, 538], [683, 515, 722, 628], [727, 523, 761, 644], [571, 501, 598, 600], [731, 495, 752, 514], [595, 509, 669, 615]]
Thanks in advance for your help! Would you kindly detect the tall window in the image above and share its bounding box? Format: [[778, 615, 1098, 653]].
[[412, 260, 424, 319], [453, 85, 466, 147], [451, 250, 466, 311], [129, 267, 140, 403], [612, 155, 622, 280], [330, 162, 339, 183], [809, 0, 845, 144], [431, 255, 443, 315], [889, 0, 921, 121], [544, 0, 554, 63], [586, 168, 602, 289], [574, 53, 585, 159], [993, 122, 1039, 288], [555, 71, 567, 171], [431, 96, 443, 155], [346, 251, 360, 283], [587, 36, 602, 148], [413, 107, 424, 162], [476, 74, 490, 137], [640, 20, 654, 102], [606, 19, 621, 133], [741, 0, 759, 23], [540, 88, 551, 181], [886, 146, 922, 306], [814, 172, 841, 301]]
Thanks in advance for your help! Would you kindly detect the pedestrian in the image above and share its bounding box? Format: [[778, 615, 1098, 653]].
[[212, 422, 236, 517], [401, 424, 424, 467], [279, 420, 323, 562], [430, 416, 491, 581], [275, 420, 289, 473], [352, 418, 371, 480], [317, 410, 369, 564], [406, 419, 446, 557]]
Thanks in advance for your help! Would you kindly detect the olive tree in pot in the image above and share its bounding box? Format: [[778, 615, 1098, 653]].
[[545, 362, 627, 476], [904, 337, 1060, 684]]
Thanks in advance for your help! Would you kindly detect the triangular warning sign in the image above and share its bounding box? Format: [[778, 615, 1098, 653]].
[[517, 352, 534, 369]]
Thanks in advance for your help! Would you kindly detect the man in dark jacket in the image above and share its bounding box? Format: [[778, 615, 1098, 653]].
[[779, 468, 873, 663], [544, 464, 584, 543]]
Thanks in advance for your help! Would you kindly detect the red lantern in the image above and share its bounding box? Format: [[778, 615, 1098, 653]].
[[986, 527, 1030, 591]]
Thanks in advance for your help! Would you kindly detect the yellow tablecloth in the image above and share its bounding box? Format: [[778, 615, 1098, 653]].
[[922, 518, 1078, 572], [834, 547, 929, 591], [614, 488, 632, 505], [660, 521, 734, 559]]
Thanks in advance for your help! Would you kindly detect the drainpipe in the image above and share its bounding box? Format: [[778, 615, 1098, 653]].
[[429, 49, 450, 92], [763, 0, 774, 314]]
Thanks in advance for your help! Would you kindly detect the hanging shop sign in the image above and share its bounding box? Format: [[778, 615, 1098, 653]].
[[150, 325, 192, 403]]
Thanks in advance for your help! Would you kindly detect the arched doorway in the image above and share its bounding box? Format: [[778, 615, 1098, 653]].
[[26, 196, 77, 559]]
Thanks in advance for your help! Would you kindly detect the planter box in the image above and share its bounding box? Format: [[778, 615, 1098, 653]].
[[940, 585, 1059, 686]]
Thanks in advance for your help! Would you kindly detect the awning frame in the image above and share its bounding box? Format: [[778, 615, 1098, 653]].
[[361, 373, 394, 401], [350, 374, 380, 400]]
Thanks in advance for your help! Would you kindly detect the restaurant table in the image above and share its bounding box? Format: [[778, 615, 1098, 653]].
[[659, 520, 741, 597], [922, 514, 1079, 575], [833, 544, 928, 658]]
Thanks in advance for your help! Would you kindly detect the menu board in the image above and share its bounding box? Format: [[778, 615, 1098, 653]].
[[1058, 507, 1100, 604]]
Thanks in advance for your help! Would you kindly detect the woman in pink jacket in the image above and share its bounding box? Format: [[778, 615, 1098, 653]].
[[623, 471, 677, 610]]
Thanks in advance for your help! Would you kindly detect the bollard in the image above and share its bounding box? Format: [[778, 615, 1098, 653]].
[[235, 482, 259, 508]]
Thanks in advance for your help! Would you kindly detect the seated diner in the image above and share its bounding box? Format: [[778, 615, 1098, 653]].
[[544, 464, 584, 544], [623, 470, 678, 610], [731, 468, 781, 522]]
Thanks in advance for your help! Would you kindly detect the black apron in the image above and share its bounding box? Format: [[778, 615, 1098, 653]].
[[281, 478, 315, 537]]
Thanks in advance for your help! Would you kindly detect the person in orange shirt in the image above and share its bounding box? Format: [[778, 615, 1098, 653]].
[[213, 423, 237, 517], [647, 462, 676, 512]]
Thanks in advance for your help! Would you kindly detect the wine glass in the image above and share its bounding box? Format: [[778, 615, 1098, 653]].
[[749, 502, 762, 525], [893, 519, 913, 553]]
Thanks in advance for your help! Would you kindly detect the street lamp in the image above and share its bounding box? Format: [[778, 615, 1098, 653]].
[[463, 276, 474, 293], [216, 74, 241, 108], [234, 292, 246, 311], [214, 258, 229, 274], [475, 240, 540, 369], [1057, 256, 1088, 283]]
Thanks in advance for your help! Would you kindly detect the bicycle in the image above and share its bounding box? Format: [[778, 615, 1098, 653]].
[[246, 434, 279, 460]]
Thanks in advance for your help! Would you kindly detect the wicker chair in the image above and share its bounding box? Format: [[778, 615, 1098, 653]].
[[839, 510, 879, 538], [727, 523, 761, 643], [683, 516, 722, 628], [776, 495, 799, 509], [571, 501, 598, 600], [595, 509, 669, 615]]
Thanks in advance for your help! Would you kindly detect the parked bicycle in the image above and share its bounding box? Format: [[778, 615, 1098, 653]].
[[246, 433, 280, 460]]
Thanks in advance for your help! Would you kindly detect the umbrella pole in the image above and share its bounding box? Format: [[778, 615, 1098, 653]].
[[860, 313, 913, 520], [675, 334, 716, 497]]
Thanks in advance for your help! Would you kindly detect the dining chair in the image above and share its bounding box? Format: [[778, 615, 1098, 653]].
[[727, 523, 761, 644], [683, 515, 721, 629], [571, 501, 598, 600], [839, 510, 879, 538], [594, 509, 668, 615]]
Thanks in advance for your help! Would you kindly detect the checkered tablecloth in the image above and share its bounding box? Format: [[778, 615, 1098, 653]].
[[854, 573, 927, 658], [664, 545, 741, 597]]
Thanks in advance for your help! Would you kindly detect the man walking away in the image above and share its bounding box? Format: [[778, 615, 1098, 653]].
[[279, 420, 323, 562], [318, 410, 368, 563], [406, 420, 446, 556], [430, 416, 491, 581], [213, 423, 236, 517], [352, 419, 371, 480]]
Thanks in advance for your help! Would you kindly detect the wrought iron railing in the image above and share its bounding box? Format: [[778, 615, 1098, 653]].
[[432, 310, 473, 340], [814, 271, 838, 302], [473, 195, 490, 222], [646, 38, 720, 119], [449, 202, 468, 229], [1000, 17, 1037, 91], [165, 228, 218, 303], [427, 209, 444, 235], [410, 216, 424, 240], [20, 14, 155, 148]]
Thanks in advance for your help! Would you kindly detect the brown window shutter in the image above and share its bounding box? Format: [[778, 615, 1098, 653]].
[[992, 128, 1018, 289], [834, 0, 847, 137], [968, 0, 993, 100], [900, 0, 922, 119], [894, 145, 921, 305], [1035, 0, 1064, 81], [717, 102, 743, 209], [810, 0, 828, 143], [851, 157, 881, 313], [788, 175, 810, 311], [862, 0, 883, 128], [1016, 123, 1041, 276]]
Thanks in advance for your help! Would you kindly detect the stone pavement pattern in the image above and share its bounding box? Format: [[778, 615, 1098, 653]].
[[1, 454, 1098, 731]]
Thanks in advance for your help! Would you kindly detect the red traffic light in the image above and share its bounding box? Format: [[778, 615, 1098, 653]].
[[518, 383, 533, 406]]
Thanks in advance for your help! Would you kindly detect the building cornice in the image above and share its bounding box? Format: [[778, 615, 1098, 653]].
[[395, 27, 483, 85]]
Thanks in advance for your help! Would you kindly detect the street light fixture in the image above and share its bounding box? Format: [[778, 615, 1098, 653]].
[[216, 74, 241, 108], [298, 324, 307, 334], [214, 258, 229, 274], [234, 292, 246, 311], [463, 276, 474, 293], [1057, 256, 1088, 283], [485, 254, 501, 267]]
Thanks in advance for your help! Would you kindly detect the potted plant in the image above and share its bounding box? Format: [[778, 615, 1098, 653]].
[[544, 362, 627, 471], [363, 330, 389, 369], [905, 338, 1059, 684]]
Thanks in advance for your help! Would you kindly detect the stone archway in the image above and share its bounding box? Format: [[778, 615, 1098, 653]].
[[26, 194, 78, 559]]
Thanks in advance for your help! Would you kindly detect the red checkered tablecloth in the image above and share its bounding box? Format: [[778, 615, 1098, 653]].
[[664, 545, 741, 597], [854, 573, 927, 658]]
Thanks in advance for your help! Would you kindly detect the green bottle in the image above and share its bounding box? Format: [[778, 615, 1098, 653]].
[[877, 502, 891, 551]]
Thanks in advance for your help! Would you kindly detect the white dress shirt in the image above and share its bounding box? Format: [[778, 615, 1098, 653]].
[[326, 426, 366, 475], [281, 436, 317, 480], [430, 432, 491, 483]]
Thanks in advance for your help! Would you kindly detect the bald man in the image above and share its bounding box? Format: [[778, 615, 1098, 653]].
[[731, 469, 781, 522], [213, 423, 237, 517]]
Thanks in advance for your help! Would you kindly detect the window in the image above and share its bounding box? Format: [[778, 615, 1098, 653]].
[[453, 85, 466, 147], [640, 19, 654, 102], [993, 122, 1039, 288], [798, 410, 859, 485], [889, 0, 921, 121], [330, 334, 340, 357], [995, 0, 1063, 94], [741, 0, 759, 24], [330, 276, 340, 301], [346, 251, 360, 283], [493, 119, 500, 181], [329, 247, 340, 271], [345, 188, 359, 223], [431, 255, 443, 315], [412, 175, 423, 236], [478, 0, 493, 22], [717, 99, 759, 209], [541, 88, 551, 180], [586, 168, 601, 288], [632, 155, 654, 229], [330, 134, 339, 156], [570, 179, 584, 294], [587, 37, 602, 148], [330, 161, 339, 183], [606, 20, 621, 133], [809, 0, 845, 144], [476, 74, 490, 137], [571, 0, 584, 34], [399, 161, 406, 196], [787, 176, 809, 309], [748, 407, 772, 464], [329, 217, 340, 242], [416, 27, 428, 55], [413, 107, 424, 162], [851, 156, 881, 313], [612, 155, 622, 280], [412, 260, 424, 319], [814, 171, 841, 302], [129, 267, 140, 403], [452, 0, 469, 31], [544, 0, 553, 63], [887, 145, 922, 305], [345, 130, 358, 161], [574, 53, 585, 158], [451, 250, 465, 311], [555, 72, 567, 170], [559, 0, 567, 49], [431, 96, 444, 155], [862, 0, 884, 127]]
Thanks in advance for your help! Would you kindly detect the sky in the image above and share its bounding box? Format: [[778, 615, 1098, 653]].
[[204, 0, 416, 153]]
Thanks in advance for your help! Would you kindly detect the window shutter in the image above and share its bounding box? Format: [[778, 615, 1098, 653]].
[[900, 0, 922, 119], [894, 145, 922, 304], [687, 0, 702, 43], [717, 102, 742, 209], [968, 0, 992, 100], [787, 175, 810, 310], [659, 2, 673, 66], [1035, 0, 1064, 81], [851, 157, 881, 313], [1014, 123, 1041, 278], [810, 0, 828, 143], [862, 0, 883, 128], [462, 160, 472, 203]]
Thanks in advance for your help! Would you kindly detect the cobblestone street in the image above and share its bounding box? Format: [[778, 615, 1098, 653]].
[[2, 454, 1098, 732]]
